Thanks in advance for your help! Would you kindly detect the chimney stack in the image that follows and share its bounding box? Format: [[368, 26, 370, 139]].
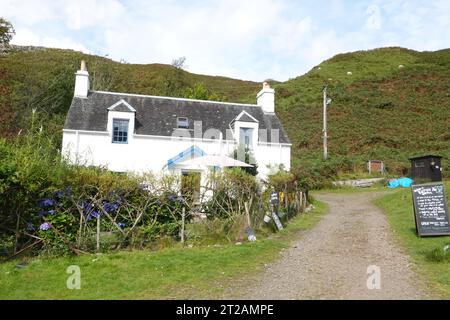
[[257, 81, 275, 113], [74, 60, 90, 98]]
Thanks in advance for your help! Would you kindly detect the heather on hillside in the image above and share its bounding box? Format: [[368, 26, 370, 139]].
[[0, 46, 449, 177]]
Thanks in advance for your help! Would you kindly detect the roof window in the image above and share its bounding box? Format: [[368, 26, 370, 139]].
[[177, 117, 189, 129]]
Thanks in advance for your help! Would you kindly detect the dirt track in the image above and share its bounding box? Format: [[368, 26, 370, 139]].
[[222, 192, 431, 300]]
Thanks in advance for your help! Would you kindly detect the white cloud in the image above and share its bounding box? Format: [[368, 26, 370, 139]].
[[0, 0, 58, 25], [64, 0, 126, 30], [1, 0, 449, 81]]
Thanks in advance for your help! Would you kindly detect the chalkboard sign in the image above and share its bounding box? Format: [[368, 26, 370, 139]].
[[411, 183, 450, 237]]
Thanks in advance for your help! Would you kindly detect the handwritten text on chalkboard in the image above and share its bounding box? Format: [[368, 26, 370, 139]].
[[412, 183, 450, 237]]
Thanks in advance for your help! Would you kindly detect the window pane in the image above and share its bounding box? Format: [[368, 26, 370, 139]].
[[177, 117, 189, 128], [112, 119, 129, 143], [240, 127, 253, 147]]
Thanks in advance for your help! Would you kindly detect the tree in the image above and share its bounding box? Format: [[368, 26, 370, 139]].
[[171, 56, 186, 70], [184, 83, 221, 101], [163, 56, 188, 96], [0, 18, 15, 46]]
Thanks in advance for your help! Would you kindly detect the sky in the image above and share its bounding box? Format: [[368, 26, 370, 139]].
[[2, 0, 450, 81]]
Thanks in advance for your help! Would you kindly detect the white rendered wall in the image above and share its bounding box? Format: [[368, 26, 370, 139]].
[[62, 130, 291, 180]]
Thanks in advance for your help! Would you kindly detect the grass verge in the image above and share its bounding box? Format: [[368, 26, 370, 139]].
[[374, 181, 450, 299], [0, 200, 327, 299]]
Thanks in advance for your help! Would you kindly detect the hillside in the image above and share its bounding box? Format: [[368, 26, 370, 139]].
[[274, 47, 450, 176], [0, 46, 259, 137], [0, 46, 449, 178]]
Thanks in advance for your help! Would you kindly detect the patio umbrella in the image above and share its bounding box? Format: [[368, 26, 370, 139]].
[[178, 154, 253, 170]]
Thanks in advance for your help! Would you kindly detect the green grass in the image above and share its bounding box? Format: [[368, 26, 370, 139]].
[[0, 200, 327, 299], [374, 181, 450, 299]]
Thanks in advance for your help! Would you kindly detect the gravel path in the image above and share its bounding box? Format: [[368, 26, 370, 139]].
[[222, 192, 431, 300]]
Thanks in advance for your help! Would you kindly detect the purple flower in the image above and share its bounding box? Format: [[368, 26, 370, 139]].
[[56, 187, 72, 199], [168, 195, 178, 202], [82, 201, 93, 215], [38, 198, 55, 208], [87, 210, 100, 221], [48, 209, 55, 215], [168, 195, 185, 204], [39, 222, 51, 231], [118, 222, 125, 229], [103, 202, 119, 213]]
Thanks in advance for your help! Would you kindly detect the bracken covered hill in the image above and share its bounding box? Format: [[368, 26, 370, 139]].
[[0, 46, 448, 177], [274, 47, 449, 176]]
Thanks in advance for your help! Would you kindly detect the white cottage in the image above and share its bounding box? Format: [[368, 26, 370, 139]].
[[62, 61, 291, 181]]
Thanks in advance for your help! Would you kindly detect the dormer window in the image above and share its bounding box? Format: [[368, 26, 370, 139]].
[[112, 119, 129, 143], [240, 127, 254, 148], [177, 117, 189, 129]]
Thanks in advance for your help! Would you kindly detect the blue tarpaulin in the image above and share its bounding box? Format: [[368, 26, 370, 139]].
[[387, 177, 414, 188]]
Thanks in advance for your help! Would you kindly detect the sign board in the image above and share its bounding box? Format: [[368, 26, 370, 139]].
[[270, 192, 279, 205], [271, 212, 284, 231], [411, 183, 450, 237], [269, 191, 283, 230]]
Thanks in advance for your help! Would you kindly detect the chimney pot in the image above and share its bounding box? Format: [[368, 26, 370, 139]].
[[257, 80, 275, 113], [74, 60, 90, 98]]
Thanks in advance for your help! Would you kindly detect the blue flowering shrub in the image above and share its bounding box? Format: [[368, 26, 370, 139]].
[[0, 120, 189, 257]]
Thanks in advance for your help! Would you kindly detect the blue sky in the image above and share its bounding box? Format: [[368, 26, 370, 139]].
[[2, 0, 450, 81]]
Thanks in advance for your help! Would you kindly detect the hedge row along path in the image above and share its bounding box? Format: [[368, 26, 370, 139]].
[[222, 192, 432, 299]]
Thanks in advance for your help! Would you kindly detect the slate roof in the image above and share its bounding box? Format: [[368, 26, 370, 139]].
[[233, 112, 258, 123], [64, 91, 290, 144]]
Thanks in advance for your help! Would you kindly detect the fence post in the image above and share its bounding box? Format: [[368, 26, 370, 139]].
[[244, 201, 251, 228], [304, 190, 308, 208], [299, 191, 303, 212], [181, 207, 185, 244], [284, 184, 288, 214], [96, 215, 100, 252], [14, 211, 21, 254]]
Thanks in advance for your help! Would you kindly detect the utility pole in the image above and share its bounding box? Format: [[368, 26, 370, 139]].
[[322, 86, 332, 160], [323, 86, 328, 160]]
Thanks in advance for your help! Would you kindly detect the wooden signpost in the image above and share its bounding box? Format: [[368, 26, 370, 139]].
[[411, 182, 450, 237], [270, 191, 284, 231]]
